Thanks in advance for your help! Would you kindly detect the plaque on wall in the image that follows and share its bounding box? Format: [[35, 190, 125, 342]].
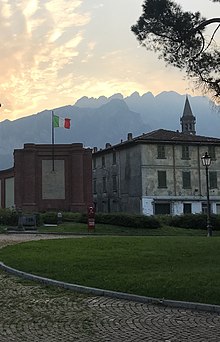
[[42, 160, 65, 199]]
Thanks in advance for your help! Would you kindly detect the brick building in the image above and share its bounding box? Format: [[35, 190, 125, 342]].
[[0, 143, 92, 212]]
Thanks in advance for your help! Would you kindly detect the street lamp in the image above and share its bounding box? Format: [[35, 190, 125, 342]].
[[201, 152, 212, 237]]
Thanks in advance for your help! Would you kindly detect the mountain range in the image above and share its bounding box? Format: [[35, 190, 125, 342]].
[[0, 91, 219, 170]]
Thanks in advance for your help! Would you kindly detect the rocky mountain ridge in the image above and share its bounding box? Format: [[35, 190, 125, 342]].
[[0, 91, 219, 170]]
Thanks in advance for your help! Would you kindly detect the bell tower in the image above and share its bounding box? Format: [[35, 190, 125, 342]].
[[180, 95, 196, 135]]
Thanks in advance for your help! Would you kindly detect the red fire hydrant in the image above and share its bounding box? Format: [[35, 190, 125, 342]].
[[87, 206, 95, 232]]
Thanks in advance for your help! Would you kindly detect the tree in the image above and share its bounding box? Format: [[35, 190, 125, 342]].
[[131, 0, 220, 100]]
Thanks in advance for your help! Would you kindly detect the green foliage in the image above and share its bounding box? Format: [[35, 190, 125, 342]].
[[0, 209, 42, 228], [40, 212, 86, 224], [40, 212, 160, 229], [94, 213, 160, 229], [0, 209, 18, 226], [168, 213, 220, 230], [168, 214, 206, 229], [155, 214, 173, 226], [210, 214, 220, 230], [132, 0, 220, 99], [34, 213, 43, 226], [40, 212, 58, 224], [62, 212, 83, 222]]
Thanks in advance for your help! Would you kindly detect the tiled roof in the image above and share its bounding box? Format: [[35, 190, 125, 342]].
[[93, 129, 220, 155], [134, 129, 220, 143]]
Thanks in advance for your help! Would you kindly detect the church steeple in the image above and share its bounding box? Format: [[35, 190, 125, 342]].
[[180, 95, 196, 135]]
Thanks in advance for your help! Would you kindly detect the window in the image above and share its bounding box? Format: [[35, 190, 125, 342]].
[[182, 145, 190, 160], [112, 151, 116, 165], [209, 171, 217, 189], [208, 146, 216, 160], [216, 204, 220, 214], [202, 202, 207, 214], [183, 203, 192, 214], [202, 202, 212, 214], [158, 171, 167, 188], [154, 203, 171, 215], [93, 158, 96, 169], [93, 179, 97, 194], [102, 156, 105, 168], [103, 177, 106, 192], [112, 175, 117, 192], [157, 145, 166, 159], [182, 171, 191, 189]]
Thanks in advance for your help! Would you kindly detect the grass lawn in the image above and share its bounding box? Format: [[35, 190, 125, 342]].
[[0, 236, 220, 305]]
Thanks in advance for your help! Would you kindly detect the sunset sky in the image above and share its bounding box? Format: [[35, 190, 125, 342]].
[[0, 0, 218, 120]]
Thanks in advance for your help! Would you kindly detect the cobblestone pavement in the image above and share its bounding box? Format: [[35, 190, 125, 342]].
[[0, 234, 220, 341]]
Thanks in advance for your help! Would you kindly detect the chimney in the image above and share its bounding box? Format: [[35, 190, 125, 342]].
[[93, 147, 98, 153], [127, 133, 133, 140], [105, 143, 111, 149]]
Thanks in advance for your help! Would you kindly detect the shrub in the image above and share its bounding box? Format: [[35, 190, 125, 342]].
[[41, 212, 58, 224], [156, 215, 173, 226], [94, 213, 160, 229], [169, 214, 206, 229], [210, 215, 220, 231], [40, 212, 87, 224], [40, 211, 160, 228], [168, 213, 220, 230], [0, 209, 43, 227], [0, 209, 18, 226], [62, 212, 83, 222]]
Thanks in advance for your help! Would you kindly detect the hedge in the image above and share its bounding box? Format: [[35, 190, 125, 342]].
[[94, 213, 160, 229], [168, 213, 220, 230], [40, 211, 160, 229], [5, 209, 220, 230], [41, 212, 84, 224]]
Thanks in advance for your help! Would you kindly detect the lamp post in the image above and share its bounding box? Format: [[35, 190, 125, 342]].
[[201, 152, 212, 237]]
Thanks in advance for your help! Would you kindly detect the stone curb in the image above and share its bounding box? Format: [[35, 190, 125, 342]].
[[1, 261, 220, 314], [4, 231, 135, 236]]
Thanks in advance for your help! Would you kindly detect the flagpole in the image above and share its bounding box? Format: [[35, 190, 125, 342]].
[[52, 110, 55, 171]]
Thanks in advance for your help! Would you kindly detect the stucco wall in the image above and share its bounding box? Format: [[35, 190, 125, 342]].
[[141, 144, 220, 199], [93, 144, 142, 213]]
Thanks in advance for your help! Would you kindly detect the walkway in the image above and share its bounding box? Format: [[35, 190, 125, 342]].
[[0, 234, 220, 341]]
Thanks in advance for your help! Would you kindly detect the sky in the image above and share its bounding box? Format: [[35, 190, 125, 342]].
[[0, 0, 219, 120]]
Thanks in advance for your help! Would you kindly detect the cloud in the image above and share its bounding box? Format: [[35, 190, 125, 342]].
[[0, 0, 212, 121], [0, 0, 91, 120]]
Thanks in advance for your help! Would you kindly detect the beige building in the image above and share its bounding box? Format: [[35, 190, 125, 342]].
[[92, 98, 220, 215]]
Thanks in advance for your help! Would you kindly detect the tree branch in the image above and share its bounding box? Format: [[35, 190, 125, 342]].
[[194, 18, 220, 32]]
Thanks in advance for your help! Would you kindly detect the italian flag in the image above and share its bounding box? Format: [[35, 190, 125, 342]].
[[53, 115, 71, 129]]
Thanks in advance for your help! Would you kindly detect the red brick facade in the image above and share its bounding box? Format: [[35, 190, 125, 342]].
[[3, 143, 93, 212]]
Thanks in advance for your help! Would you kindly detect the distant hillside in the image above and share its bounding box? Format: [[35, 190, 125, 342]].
[[76, 91, 220, 137], [0, 98, 150, 170], [0, 91, 219, 170]]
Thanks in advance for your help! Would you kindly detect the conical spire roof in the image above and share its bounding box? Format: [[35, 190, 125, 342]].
[[180, 95, 196, 135], [182, 95, 194, 117]]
